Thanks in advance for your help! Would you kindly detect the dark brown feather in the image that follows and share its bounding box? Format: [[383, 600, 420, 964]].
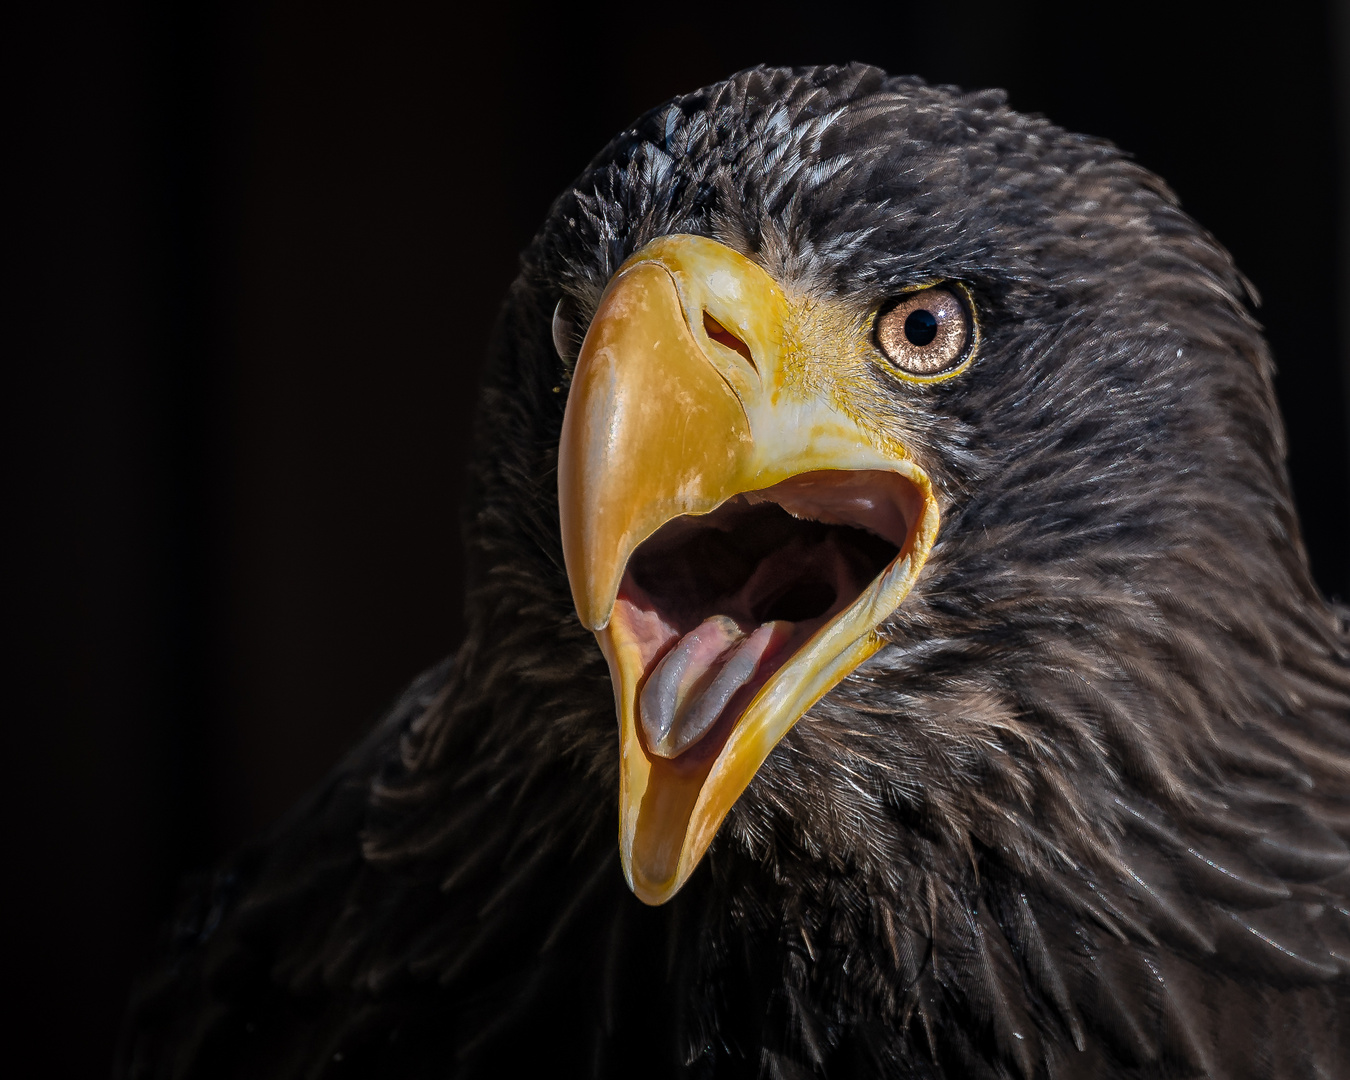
[[118, 64, 1350, 1079]]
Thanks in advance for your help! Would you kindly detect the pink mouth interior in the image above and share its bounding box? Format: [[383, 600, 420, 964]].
[[612, 470, 917, 767]]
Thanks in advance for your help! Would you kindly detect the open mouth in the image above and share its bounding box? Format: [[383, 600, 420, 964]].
[[599, 468, 928, 894], [615, 470, 912, 769]]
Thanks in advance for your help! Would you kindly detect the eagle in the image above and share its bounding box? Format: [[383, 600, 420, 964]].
[[117, 64, 1350, 1080]]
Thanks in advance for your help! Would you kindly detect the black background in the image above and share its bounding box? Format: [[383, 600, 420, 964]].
[[7, 1, 1349, 1074]]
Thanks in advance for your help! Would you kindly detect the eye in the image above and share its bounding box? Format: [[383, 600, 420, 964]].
[[874, 286, 972, 378], [553, 297, 579, 362]]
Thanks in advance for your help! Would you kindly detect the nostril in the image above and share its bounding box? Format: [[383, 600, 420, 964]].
[[703, 312, 757, 372]]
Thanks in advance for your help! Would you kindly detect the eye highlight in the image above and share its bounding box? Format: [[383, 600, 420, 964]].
[[875, 286, 973, 379]]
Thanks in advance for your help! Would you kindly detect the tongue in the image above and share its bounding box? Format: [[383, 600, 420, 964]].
[[639, 616, 790, 758]]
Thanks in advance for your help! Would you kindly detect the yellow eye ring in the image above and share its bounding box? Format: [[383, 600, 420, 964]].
[[874, 282, 978, 383]]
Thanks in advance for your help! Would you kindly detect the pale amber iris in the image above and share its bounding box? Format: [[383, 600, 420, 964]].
[[875, 286, 970, 375]]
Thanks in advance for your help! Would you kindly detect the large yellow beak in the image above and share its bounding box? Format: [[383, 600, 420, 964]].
[[558, 235, 939, 904]]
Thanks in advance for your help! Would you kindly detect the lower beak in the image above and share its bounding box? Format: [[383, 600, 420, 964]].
[[558, 235, 938, 904]]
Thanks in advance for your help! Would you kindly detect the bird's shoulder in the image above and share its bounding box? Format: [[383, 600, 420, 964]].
[[115, 662, 451, 1079], [114, 654, 680, 1080]]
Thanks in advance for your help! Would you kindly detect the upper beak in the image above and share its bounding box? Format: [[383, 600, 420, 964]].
[[558, 234, 939, 904]]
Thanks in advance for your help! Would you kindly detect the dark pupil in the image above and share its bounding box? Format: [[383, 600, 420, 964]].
[[904, 308, 938, 347]]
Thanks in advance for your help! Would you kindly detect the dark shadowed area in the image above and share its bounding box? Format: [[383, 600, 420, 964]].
[[6, 1, 1348, 1074]]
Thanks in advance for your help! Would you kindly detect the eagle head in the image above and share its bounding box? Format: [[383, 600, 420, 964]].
[[432, 62, 1350, 1074]]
